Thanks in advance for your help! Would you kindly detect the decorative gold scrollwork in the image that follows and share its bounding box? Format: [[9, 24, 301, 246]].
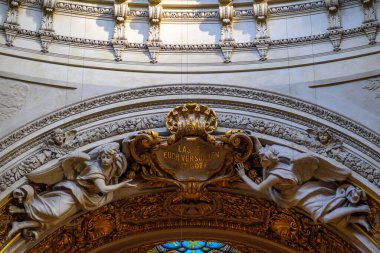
[[125, 103, 253, 204], [270, 213, 299, 241]]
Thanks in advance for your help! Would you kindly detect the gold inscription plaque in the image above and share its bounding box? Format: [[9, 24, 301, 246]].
[[126, 103, 253, 202], [155, 137, 226, 181]]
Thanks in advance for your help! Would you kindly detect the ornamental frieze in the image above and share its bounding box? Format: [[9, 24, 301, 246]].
[[1, 85, 379, 152], [24, 191, 360, 253], [0, 103, 379, 193], [1, 103, 379, 253]]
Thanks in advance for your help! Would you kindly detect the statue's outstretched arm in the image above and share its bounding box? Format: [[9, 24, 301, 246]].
[[94, 179, 136, 193], [235, 163, 280, 193]]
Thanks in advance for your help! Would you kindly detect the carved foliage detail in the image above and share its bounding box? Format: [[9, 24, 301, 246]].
[[27, 191, 360, 253]]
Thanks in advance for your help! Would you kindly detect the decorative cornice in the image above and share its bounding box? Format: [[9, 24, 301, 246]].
[[161, 44, 219, 51], [129, 9, 148, 18], [14, 0, 362, 18], [271, 34, 329, 46], [55, 2, 113, 16], [52, 34, 111, 47], [23, 0, 41, 6], [0, 23, 370, 51], [162, 11, 219, 19], [269, 1, 325, 15], [268, 0, 359, 16], [234, 9, 253, 17]]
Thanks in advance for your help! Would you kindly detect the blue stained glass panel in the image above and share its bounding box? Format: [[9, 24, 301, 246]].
[[148, 240, 241, 253]]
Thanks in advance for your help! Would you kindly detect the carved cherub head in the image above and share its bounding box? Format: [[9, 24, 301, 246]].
[[96, 144, 127, 178], [51, 128, 66, 146], [316, 128, 332, 145], [98, 148, 118, 168], [48, 128, 77, 148]]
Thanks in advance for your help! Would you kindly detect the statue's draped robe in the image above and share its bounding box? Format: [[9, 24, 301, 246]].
[[23, 163, 118, 224], [263, 145, 353, 223]]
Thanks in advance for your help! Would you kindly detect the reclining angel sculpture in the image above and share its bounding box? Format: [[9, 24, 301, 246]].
[[236, 136, 371, 230], [7, 142, 136, 239]]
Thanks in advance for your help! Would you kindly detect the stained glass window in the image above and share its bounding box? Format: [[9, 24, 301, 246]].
[[147, 240, 241, 253]]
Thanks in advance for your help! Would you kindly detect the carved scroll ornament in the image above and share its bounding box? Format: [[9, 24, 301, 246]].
[[125, 103, 253, 204]]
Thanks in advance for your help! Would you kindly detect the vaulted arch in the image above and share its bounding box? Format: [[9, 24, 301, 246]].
[[0, 85, 379, 253]]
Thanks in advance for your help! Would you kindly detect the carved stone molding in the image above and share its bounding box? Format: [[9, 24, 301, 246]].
[[43, 0, 360, 18], [0, 109, 379, 197], [0, 110, 376, 192], [162, 10, 219, 19], [0, 86, 379, 199], [55, 1, 113, 16], [0, 23, 372, 59], [1, 85, 378, 153]]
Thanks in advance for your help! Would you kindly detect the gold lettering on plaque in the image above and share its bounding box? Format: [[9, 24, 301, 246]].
[[127, 103, 253, 203], [155, 137, 226, 181]]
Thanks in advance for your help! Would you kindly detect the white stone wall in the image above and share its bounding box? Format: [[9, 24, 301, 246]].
[[0, 0, 379, 137]]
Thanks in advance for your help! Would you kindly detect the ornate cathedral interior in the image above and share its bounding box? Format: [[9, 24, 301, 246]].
[[0, 0, 379, 252]]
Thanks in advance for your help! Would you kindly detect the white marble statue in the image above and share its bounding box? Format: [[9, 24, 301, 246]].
[[236, 136, 370, 230], [7, 142, 136, 239]]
